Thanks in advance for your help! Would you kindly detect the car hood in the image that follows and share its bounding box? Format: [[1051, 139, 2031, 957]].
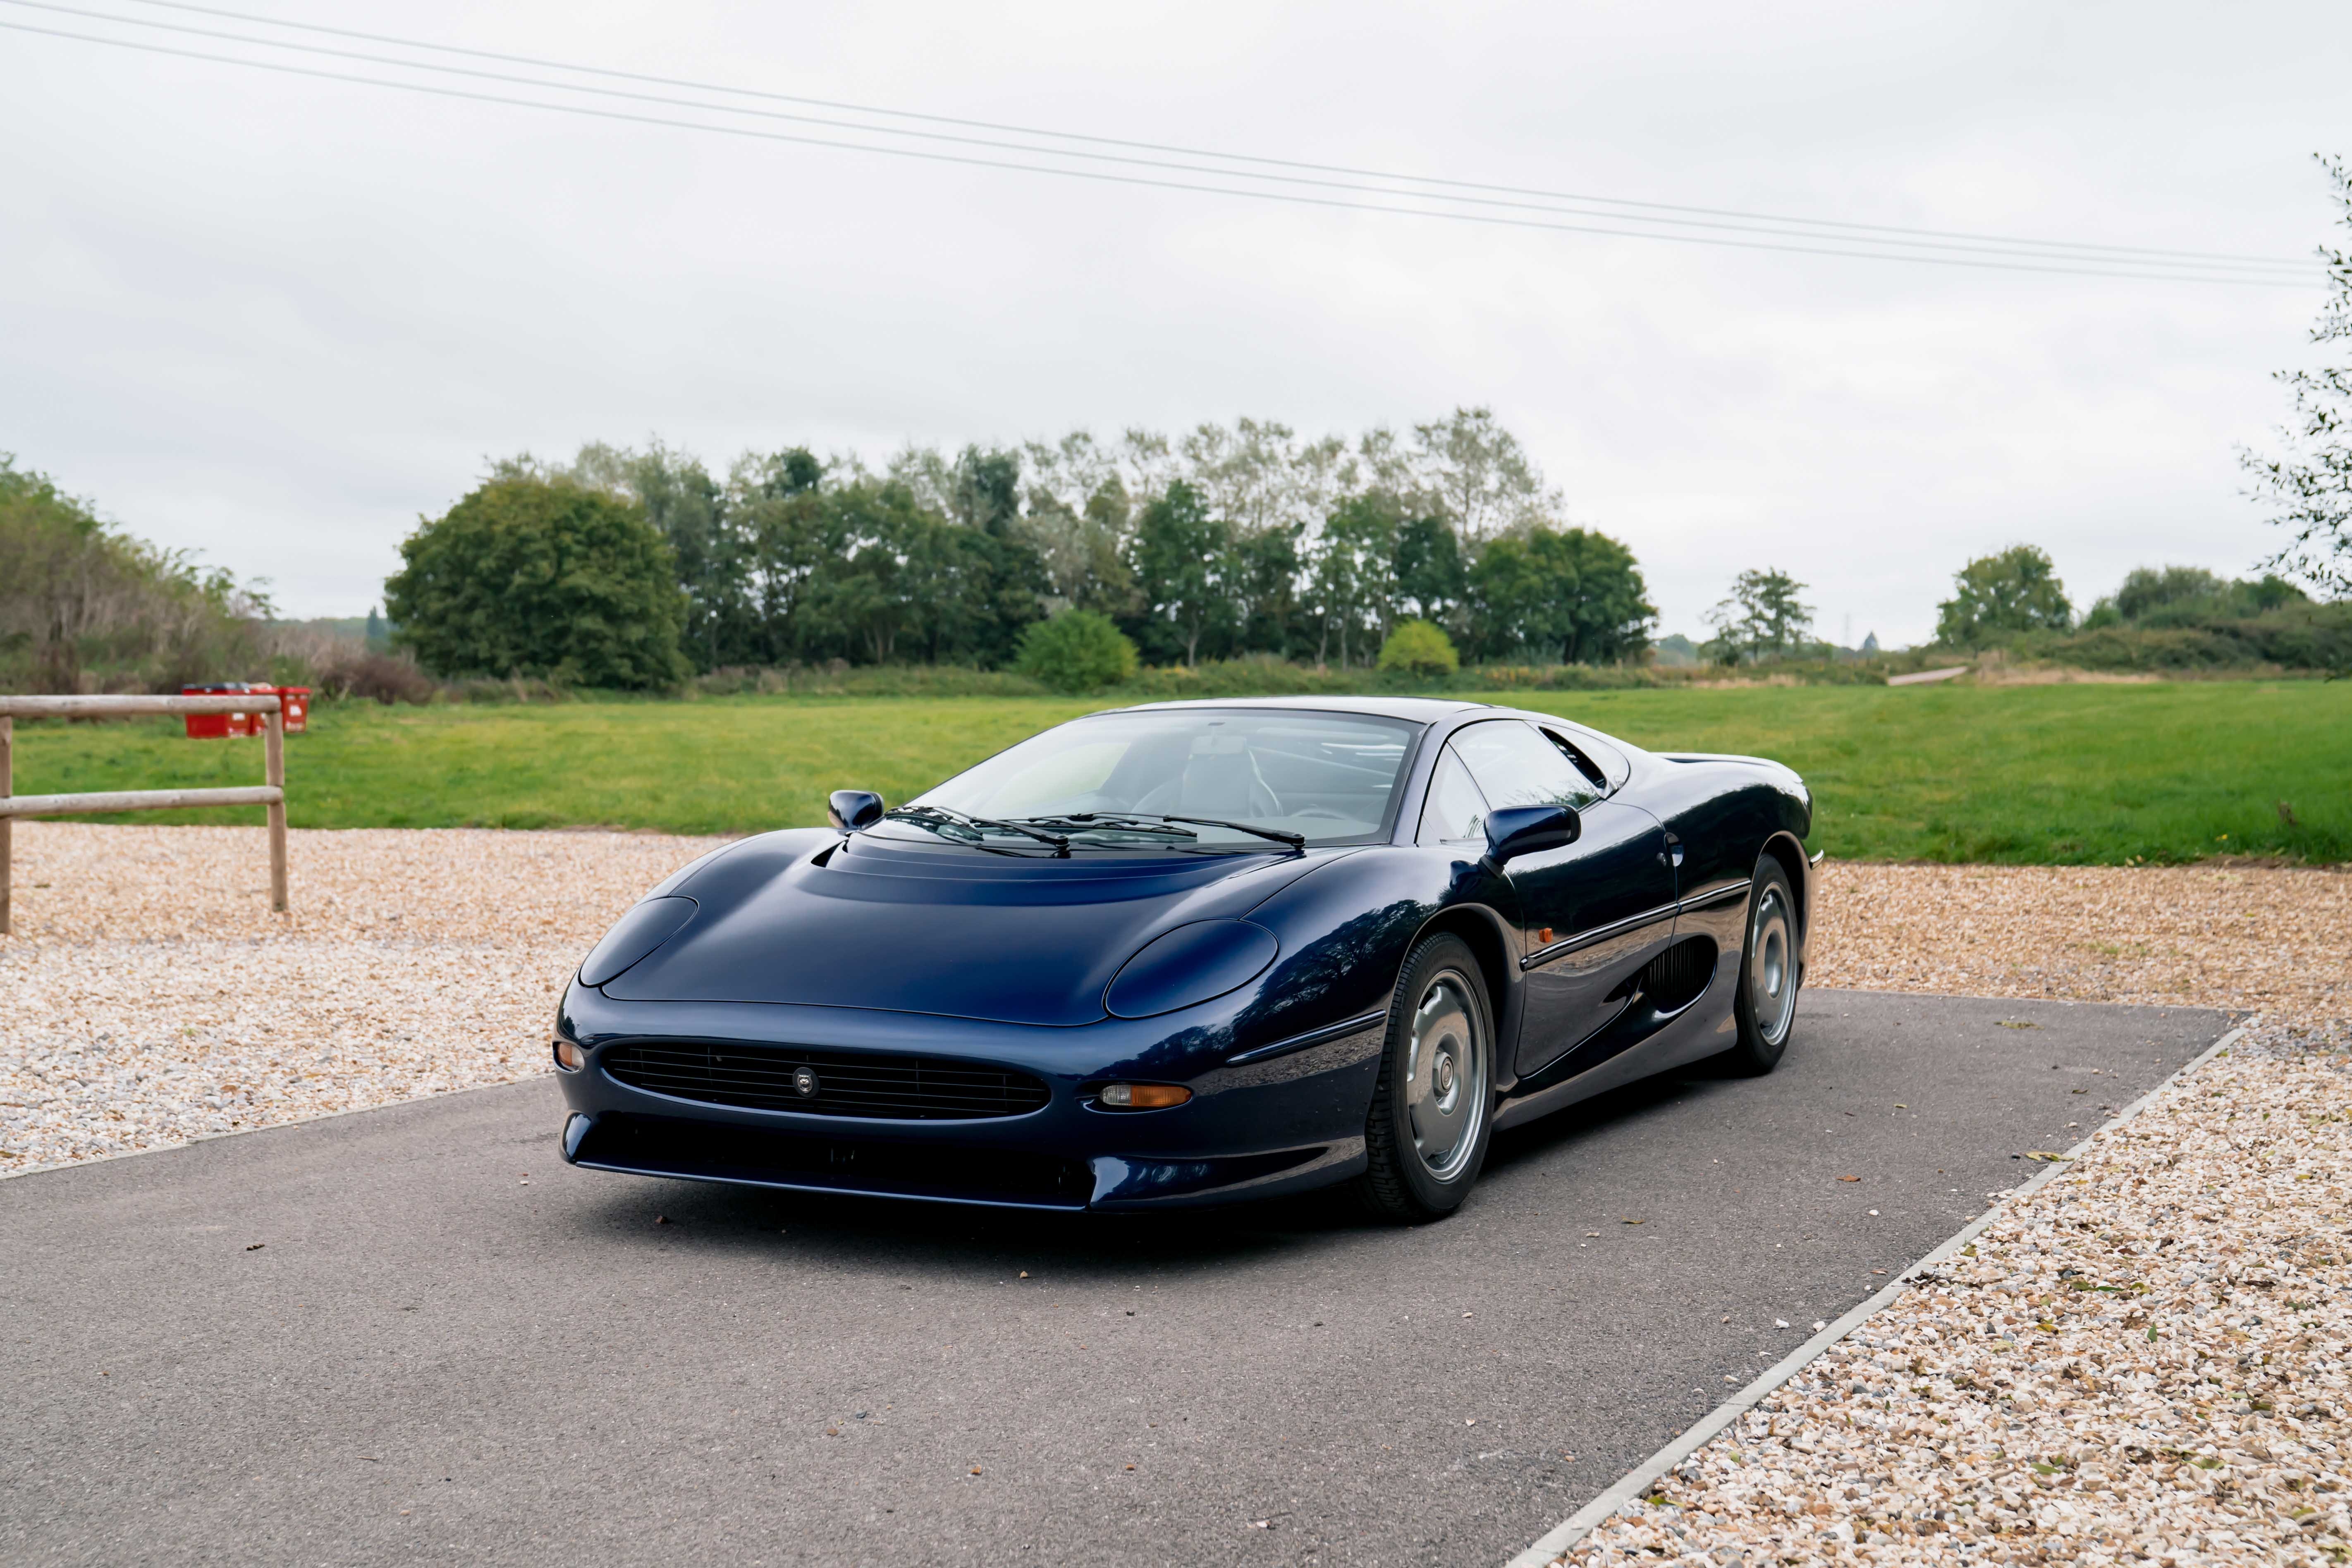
[[600, 829, 1348, 1027]]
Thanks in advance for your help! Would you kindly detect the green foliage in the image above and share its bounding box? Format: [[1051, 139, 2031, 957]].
[[414, 412, 1621, 679], [383, 476, 692, 689], [1998, 600, 2352, 672], [1128, 482, 1232, 665], [2083, 566, 2310, 629], [1377, 619, 1460, 676], [1015, 610, 1140, 693], [1393, 514, 1465, 625], [1704, 567, 1815, 664], [1310, 494, 1399, 667], [1468, 526, 1656, 664], [790, 480, 1045, 667], [0, 456, 270, 693], [1936, 546, 2074, 647], [14, 683, 2346, 865]]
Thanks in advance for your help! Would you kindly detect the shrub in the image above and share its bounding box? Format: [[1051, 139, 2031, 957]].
[[383, 476, 691, 690], [313, 648, 437, 705], [1015, 610, 1139, 693], [1377, 619, 1460, 676]]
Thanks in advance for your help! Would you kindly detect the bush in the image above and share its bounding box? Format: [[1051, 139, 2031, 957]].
[[313, 648, 437, 705], [1377, 619, 1460, 676], [383, 476, 691, 690], [1015, 610, 1139, 693]]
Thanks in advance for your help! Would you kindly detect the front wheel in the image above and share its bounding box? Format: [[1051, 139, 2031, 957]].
[[1726, 856, 1801, 1074], [1360, 933, 1495, 1223]]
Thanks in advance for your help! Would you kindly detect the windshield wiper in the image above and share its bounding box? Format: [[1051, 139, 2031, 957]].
[[884, 804, 1070, 853], [1011, 813, 1198, 840], [1102, 812, 1306, 851]]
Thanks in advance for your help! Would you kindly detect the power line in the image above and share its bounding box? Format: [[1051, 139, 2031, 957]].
[[4, 0, 2314, 280], [92, 0, 2313, 275], [0, 11, 2316, 288], [23, 0, 2295, 278]]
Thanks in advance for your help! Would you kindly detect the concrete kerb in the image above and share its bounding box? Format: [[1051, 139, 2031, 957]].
[[1501, 1019, 2252, 1568]]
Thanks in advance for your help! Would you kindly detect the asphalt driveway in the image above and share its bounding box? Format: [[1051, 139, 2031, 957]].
[[0, 990, 2226, 1567]]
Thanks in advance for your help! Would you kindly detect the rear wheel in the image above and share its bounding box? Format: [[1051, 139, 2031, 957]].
[[1726, 856, 1801, 1073], [1360, 934, 1495, 1223]]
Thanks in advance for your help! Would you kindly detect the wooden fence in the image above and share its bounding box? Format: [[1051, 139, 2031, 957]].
[[0, 693, 289, 935]]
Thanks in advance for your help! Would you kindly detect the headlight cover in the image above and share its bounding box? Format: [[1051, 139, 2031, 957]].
[[1104, 919, 1279, 1019], [578, 896, 698, 987]]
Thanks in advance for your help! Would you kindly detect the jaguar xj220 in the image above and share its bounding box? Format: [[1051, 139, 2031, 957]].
[[554, 698, 1812, 1221]]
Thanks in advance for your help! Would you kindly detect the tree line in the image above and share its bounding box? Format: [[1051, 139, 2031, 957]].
[[0, 456, 272, 694], [384, 409, 1660, 688]]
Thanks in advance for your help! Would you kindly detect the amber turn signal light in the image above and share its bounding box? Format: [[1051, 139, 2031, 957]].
[[553, 1039, 586, 1072], [1099, 1082, 1190, 1109]]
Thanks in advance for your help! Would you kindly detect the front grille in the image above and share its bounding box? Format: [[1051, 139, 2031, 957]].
[[573, 1114, 1092, 1207], [602, 1042, 1052, 1121]]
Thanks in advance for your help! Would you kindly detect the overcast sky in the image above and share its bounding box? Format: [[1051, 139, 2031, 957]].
[[4, 0, 2345, 645]]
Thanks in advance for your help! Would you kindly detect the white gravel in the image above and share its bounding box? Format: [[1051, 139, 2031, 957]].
[[0, 823, 713, 1174], [1550, 1020, 2352, 1567]]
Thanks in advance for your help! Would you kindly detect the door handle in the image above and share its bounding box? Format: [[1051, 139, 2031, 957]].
[[1663, 832, 1684, 869]]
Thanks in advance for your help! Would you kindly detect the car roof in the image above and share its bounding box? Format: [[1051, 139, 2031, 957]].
[[1101, 695, 1493, 723]]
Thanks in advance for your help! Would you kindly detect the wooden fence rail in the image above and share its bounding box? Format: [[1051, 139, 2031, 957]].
[[0, 693, 288, 935]]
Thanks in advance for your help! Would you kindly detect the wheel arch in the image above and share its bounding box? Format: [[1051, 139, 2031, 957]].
[[1406, 904, 1522, 1080]]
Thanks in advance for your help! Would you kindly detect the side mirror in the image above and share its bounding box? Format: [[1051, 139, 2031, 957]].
[[827, 789, 885, 832], [1484, 803, 1580, 865]]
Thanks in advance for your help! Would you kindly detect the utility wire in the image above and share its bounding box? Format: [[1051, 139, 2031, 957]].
[[93, 0, 2312, 274], [2, 0, 2311, 279], [0, 11, 2314, 288], [5, 0, 2314, 276]]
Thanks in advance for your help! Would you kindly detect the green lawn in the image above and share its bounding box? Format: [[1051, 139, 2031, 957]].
[[7, 681, 2346, 863]]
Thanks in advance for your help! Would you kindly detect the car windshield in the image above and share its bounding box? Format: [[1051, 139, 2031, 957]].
[[887, 708, 1420, 852]]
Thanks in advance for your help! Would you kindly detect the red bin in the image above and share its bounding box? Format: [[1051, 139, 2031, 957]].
[[180, 684, 308, 738], [182, 683, 259, 739], [269, 686, 312, 733]]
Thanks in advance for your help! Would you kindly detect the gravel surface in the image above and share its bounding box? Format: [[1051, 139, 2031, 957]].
[[1809, 861, 2350, 1019], [1542, 855, 2352, 1566], [0, 824, 712, 1174], [1551, 1020, 2352, 1567]]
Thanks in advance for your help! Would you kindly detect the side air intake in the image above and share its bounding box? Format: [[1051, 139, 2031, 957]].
[[1611, 937, 1717, 1017]]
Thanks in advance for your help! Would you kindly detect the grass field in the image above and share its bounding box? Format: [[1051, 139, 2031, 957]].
[[7, 681, 2346, 863]]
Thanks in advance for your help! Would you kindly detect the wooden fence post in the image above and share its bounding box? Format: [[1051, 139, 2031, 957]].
[[1, 714, 12, 936], [265, 706, 288, 913], [0, 694, 290, 927]]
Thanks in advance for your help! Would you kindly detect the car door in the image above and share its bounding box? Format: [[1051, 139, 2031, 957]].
[[1445, 719, 1677, 1078]]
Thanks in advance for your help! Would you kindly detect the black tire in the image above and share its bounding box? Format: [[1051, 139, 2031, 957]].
[[1726, 856, 1801, 1074], [1360, 933, 1496, 1223]]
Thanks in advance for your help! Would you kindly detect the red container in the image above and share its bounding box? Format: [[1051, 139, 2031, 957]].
[[180, 684, 308, 737], [271, 686, 312, 733], [182, 683, 258, 739]]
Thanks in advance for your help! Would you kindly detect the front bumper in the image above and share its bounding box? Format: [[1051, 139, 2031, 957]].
[[551, 982, 1387, 1211]]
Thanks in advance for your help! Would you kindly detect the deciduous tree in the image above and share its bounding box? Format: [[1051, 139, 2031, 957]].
[[1128, 482, 1231, 666], [1704, 567, 1815, 664], [1934, 546, 2072, 647], [2244, 154, 2352, 598], [384, 476, 689, 688]]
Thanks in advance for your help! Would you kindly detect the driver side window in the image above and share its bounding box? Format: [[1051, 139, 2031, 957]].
[[1451, 720, 1603, 813]]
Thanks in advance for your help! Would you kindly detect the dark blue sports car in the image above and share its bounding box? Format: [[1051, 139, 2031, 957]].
[[553, 698, 1812, 1221]]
